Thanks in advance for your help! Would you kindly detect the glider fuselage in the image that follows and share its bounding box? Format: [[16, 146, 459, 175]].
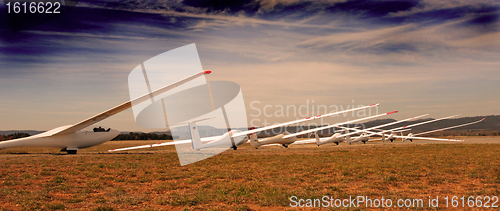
[[0, 128, 120, 150]]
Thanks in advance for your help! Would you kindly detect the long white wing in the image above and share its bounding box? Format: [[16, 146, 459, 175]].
[[414, 118, 485, 136], [360, 116, 483, 142], [109, 140, 191, 152], [368, 129, 412, 141], [231, 103, 380, 137], [51, 71, 211, 136], [355, 128, 464, 142], [290, 139, 318, 145], [389, 135, 464, 142], [384, 114, 461, 133], [259, 144, 283, 147], [346, 133, 464, 142], [352, 114, 461, 137], [336, 114, 428, 139], [290, 133, 463, 145], [283, 110, 398, 139], [108, 135, 222, 152]]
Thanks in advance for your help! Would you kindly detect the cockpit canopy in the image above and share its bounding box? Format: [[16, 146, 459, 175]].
[[93, 126, 111, 132]]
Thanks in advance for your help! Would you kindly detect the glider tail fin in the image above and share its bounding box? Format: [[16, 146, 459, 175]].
[[346, 135, 352, 145], [314, 132, 320, 146], [188, 122, 202, 151], [249, 132, 259, 149]]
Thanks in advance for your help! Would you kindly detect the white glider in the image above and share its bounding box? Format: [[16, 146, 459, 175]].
[[0, 70, 212, 154]]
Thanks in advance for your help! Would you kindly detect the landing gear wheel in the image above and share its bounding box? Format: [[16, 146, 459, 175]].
[[362, 141, 366, 144], [232, 146, 237, 150], [67, 150, 77, 154], [335, 142, 339, 145], [282, 144, 288, 148]]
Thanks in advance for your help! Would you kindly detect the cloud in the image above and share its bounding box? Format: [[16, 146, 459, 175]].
[[389, 0, 498, 17], [327, 0, 419, 17], [183, 0, 260, 14]]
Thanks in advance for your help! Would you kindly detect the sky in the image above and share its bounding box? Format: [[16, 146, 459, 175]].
[[0, 0, 499, 132]]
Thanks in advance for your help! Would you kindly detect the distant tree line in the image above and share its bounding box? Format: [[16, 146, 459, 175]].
[[0, 133, 31, 141], [420, 130, 500, 137], [112, 132, 174, 141], [0, 132, 175, 142]]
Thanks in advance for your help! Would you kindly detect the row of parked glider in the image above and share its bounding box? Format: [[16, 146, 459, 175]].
[[110, 105, 484, 152], [0, 70, 484, 154]]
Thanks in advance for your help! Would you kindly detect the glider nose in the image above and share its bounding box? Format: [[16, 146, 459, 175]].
[[108, 129, 121, 139]]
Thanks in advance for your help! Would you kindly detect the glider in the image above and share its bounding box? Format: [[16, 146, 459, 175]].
[[0, 70, 212, 154]]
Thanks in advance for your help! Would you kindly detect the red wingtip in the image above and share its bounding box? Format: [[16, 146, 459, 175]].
[[204, 70, 212, 74], [481, 118, 486, 121], [386, 111, 398, 115]]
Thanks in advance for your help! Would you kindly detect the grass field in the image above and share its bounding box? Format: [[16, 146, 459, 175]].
[[1, 138, 499, 210]]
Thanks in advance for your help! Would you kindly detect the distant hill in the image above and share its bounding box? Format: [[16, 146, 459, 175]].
[[0, 130, 44, 136], [362, 115, 500, 133]]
